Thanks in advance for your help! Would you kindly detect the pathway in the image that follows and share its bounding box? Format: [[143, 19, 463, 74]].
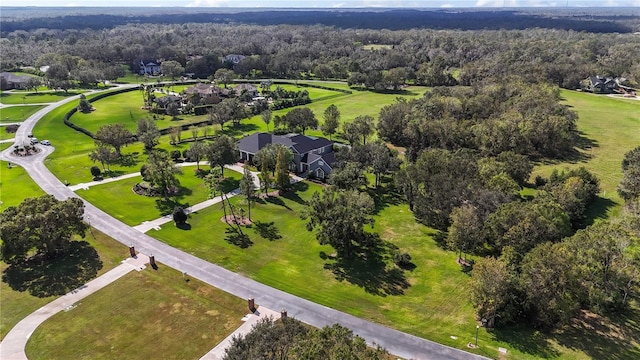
[[0, 86, 487, 360], [0, 255, 150, 360], [199, 307, 281, 360]]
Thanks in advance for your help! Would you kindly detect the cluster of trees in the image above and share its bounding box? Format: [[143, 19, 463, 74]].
[[3, 22, 640, 91], [273, 107, 318, 135], [470, 220, 640, 329], [467, 154, 639, 329], [268, 86, 311, 110], [224, 316, 388, 360], [618, 146, 640, 213], [0, 195, 88, 262], [302, 141, 402, 258], [378, 81, 578, 160]]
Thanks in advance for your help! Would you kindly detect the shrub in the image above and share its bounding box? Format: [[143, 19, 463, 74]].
[[172, 206, 188, 224], [170, 150, 182, 161], [140, 164, 150, 181], [182, 149, 192, 161], [90, 166, 101, 179], [393, 252, 413, 269], [5, 124, 19, 133]]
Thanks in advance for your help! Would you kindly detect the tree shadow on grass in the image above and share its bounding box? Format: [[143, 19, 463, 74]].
[[322, 235, 410, 297], [491, 325, 560, 359], [252, 221, 282, 241], [176, 222, 192, 230], [225, 227, 253, 248], [493, 308, 640, 360], [220, 177, 240, 193], [281, 182, 309, 205], [552, 309, 640, 360], [581, 196, 617, 228], [2, 240, 103, 298], [537, 131, 599, 165], [264, 196, 292, 210], [116, 152, 140, 167], [366, 186, 403, 215], [221, 123, 259, 138]]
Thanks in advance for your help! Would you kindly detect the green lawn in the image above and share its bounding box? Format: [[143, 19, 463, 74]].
[[25, 261, 247, 360], [0, 159, 128, 340], [0, 160, 46, 211], [76, 166, 242, 226], [0, 226, 128, 341], [152, 181, 489, 356], [0, 105, 45, 123], [533, 90, 640, 218], [0, 91, 86, 105], [0, 129, 15, 141], [150, 180, 640, 359]]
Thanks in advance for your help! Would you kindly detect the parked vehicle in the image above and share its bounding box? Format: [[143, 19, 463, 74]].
[[27, 132, 33, 137], [40, 140, 51, 146], [30, 138, 38, 144]]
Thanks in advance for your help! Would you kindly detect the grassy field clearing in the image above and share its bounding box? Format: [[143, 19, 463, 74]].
[[25, 264, 247, 360], [0, 91, 87, 105], [0, 105, 45, 123], [0, 161, 127, 339], [149, 180, 640, 359], [533, 90, 640, 218], [0, 161, 46, 211], [0, 226, 128, 341], [76, 166, 242, 226]]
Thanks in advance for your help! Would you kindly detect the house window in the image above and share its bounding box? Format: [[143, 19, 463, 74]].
[[318, 161, 324, 166]]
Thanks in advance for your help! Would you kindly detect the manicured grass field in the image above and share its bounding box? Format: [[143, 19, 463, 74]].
[[76, 166, 242, 226], [0, 91, 86, 105], [1, 227, 128, 341], [0, 105, 45, 123], [25, 262, 247, 360], [0, 130, 15, 141], [0, 160, 46, 211], [533, 91, 640, 218], [0, 161, 128, 340], [151, 180, 640, 359], [152, 181, 492, 355]]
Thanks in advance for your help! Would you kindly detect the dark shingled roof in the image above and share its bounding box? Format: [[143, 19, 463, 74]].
[[238, 132, 333, 155]]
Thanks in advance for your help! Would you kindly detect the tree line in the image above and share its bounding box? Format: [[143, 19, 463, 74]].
[[2, 22, 640, 90]]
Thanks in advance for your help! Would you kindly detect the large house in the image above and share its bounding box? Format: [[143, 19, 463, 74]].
[[237, 133, 336, 179]]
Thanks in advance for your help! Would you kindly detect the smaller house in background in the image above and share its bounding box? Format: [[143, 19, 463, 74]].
[[0, 72, 32, 90], [237, 132, 336, 179], [184, 83, 224, 105], [223, 54, 246, 66], [233, 83, 258, 97], [586, 75, 621, 94], [155, 95, 181, 109], [138, 60, 161, 75]]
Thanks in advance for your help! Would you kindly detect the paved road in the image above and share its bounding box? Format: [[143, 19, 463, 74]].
[[0, 88, 488, 360]]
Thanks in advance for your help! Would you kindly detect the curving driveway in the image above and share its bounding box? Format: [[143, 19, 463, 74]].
[[0, 88, 487, 360]]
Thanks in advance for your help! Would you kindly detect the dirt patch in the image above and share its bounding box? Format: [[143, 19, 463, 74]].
[[220, 215, 253, 226], [257, 190, 280, 198]]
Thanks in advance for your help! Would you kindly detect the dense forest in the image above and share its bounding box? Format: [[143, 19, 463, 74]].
[[2, 20, 640, 91]]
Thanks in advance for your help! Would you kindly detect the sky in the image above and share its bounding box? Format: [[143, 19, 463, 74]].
[[1, 0, 639, 7]]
